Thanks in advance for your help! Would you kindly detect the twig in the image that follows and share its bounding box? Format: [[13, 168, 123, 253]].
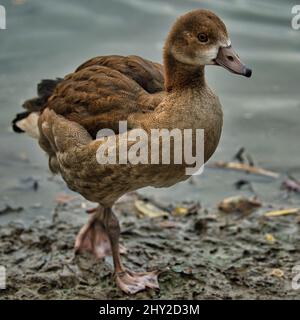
[[210, 161, 279, 178]]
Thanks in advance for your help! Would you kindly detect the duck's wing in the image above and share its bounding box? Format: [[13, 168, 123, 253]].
[[39, 109, 151, 204], [76, 55, 164, 94], [45, 55, 165, 138]]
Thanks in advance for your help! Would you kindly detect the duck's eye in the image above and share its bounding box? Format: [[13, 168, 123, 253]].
[[197, 33, 208, 43]]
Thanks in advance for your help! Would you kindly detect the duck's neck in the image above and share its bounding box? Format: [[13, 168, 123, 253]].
[[163, 52, 205, 92]]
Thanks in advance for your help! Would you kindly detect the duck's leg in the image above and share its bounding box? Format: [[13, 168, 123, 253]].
[[74, 206, 126, 259], [102, 207, 160, 295]]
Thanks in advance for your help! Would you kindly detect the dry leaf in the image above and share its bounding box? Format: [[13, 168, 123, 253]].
[[134, 200, 169, 218], [218, 195, 261, 214], [265, 233, 276, 243], [158, 221, 179, 229], [270, 268, 284, 278], [264, 208, 299, 217], [55, 193, 77, 204], [210, 161, 279, 178], [172, 206, 189, 216], [282, 178, 300, 193]]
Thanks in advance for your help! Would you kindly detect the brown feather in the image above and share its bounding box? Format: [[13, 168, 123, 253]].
[[45, 56, 165, 137]]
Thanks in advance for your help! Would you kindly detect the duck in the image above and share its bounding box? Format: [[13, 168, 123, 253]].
[[12, 9, 251, 294]]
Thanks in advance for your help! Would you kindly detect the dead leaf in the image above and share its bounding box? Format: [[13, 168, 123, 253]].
[[172, 207, 189, 216], [282, 177, 300, 193], [270, 268, 284, 278], [210, 161, 279, 178], [55, 193, 77, 204], [172, 202, 200, 216], [158, 221, 179, 229], [265, 233, 276, 244], [218, 195, 261, 214], [134, 200, 169, 218], [264, 208, 299, 217]]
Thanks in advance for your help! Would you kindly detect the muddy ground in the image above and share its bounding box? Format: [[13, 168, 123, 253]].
[[1, 190, 300, 300]]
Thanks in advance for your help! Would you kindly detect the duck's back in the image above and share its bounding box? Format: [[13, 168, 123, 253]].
[[76, 55, 164, 93], [13, 55, 165, 140], [44, 55, 165, 137]]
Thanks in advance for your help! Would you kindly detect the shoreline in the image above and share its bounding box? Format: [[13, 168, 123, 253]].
[[1, 191, 299, 299]]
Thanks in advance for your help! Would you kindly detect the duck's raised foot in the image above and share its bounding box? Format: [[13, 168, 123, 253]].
[[115, 270, 160, 294], [74, 218, 126, 259]]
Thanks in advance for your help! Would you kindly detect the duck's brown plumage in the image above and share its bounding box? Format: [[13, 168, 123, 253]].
[[12, 9, 251, 294], [44, 55, 165, 138]]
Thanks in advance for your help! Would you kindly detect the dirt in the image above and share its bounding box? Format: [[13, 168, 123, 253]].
[[1, 192, 300, 300], [1, 0, 299, 301]]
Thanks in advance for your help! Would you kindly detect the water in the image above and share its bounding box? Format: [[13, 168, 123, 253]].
[[0, 0, 299, 224]]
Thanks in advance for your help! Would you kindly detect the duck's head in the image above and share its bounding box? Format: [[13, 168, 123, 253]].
[[165, 9, 252, 78]]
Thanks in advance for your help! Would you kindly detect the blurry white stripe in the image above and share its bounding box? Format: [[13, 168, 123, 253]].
[[0, 266, 6, 290]]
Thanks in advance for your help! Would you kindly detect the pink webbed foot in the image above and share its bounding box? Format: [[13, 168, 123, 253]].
[[115, 270, 160, 294], [75, 218, 126, 259]]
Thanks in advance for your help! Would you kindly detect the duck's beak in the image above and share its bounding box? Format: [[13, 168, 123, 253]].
[[214, 45, 252, 78]]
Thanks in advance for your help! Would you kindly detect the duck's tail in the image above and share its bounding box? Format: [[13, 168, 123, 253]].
[[12, 78, 62, 139]]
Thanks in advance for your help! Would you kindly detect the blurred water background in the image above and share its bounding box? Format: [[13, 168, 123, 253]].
[[0, 0, 299, 224]]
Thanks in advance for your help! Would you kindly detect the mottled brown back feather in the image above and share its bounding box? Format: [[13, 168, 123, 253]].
[[45, 55, 165, 138]]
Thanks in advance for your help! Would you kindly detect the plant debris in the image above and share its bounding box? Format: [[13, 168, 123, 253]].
[[265, 233, 276, 244], [172, 207, 189, 216], [158, 220, 179, 229], [134, 200, 169, 218], [218, 195, 262, 214], [172, 203, 200, 217], [210, 161, 279, 178], [270, 269, 284, 278], [264, 208, 299, 217], [0, 193, 300, 300], [282, 177, 300, 193]]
